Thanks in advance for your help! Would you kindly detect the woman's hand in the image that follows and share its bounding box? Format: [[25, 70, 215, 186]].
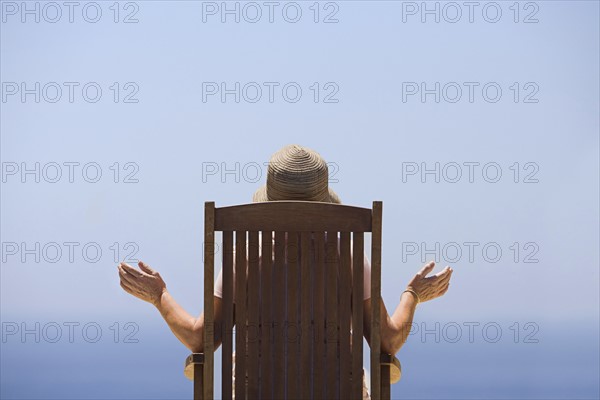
[[118, 261, 167, 307], [406, 261, 452, 303]]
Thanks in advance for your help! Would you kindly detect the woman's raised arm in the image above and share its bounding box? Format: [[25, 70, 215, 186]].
[[363, 261, 453, 355], [118, 260, 225, 352]]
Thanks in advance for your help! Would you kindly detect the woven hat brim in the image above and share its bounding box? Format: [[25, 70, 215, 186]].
[[252, 184, 340, 204]]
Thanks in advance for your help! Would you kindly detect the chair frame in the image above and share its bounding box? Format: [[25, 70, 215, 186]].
[[185, 201, 400, 399]]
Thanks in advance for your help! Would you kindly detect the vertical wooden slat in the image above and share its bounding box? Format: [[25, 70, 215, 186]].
[[300, 231, 312, 400], [339, 231, 352, 400], [194, 362, 204, 400], [370, 201, 383, 400], [222, 231, 234, 400], [273, 231, 286, 399], [203, 202, 215, 400], [247, 231, 260, 399], [313, 231, 326, 400], [235, 230, 247, 400], [325, 231, 340, 400], [260, 231, 273, 399], [381, 364, 391, 400], [286, 232, 300, 399], [351, 232, 364, 399]]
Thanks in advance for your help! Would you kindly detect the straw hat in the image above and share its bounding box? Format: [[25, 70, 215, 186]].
[[252, 144, 341, 204]]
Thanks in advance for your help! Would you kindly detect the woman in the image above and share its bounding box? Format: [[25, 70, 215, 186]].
[[118, 144, 453, 399]]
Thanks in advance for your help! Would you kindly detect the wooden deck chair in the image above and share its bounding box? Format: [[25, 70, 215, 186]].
[[184, 201, 401, 399]]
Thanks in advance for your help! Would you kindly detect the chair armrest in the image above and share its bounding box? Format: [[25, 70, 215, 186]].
[[184, 353, 205, 381], [380, 353, 402, 384], [185, 352, 400, 383]]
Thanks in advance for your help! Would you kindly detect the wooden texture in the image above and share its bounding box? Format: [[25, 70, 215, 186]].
[[222, 231, 234, 400], [273, 231, 286, 399], [299, 231, 312, 400], [380, 353, 402, 384], [381, 364, 390, 400], [203, 201, 214, 400], [325, 231, 339, 400], [247, 231, 260, 399], [194, 361, 203, 400], [235, 231, 247, 400], [184, 353, 205, 381], [339, 231, 352, 400], [370, 201, 383, 400], [286, 232, 300, 399], [352, 233, 365, 399], [215, 201, 372, 232], [259, 231, 273, 399], [190, 201, 399, 400], [313, 231, 325, 399]]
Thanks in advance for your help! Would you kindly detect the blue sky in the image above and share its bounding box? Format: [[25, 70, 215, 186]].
[[1, 1, 599, 399]]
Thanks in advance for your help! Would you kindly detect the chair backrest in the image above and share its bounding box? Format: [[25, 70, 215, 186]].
[[203, 200, 383, 400]]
